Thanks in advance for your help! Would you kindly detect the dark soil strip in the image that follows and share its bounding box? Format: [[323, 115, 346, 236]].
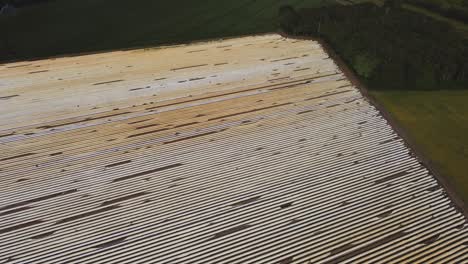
[[16, 178, 29, 182], [0, 220, 44, 234], [0, 206, 32, 217], [154, 77, 167, 81], [214, 63, 228, 66], [326, 104, 341, 108], [136, 123, 160, 130], [297, 109, 315, 115], [378, 137, 400, 145], [0, 189, 77, 210], [420, 234, 439, 245], [187, 49, 206, 53], [345, 98, 360, 104], [330, 243, 356, 255], [129, 87, 145, 91], [375, 171, 409, 184], [101, 192, 149, 206], [127, 128, 169, 138], [171, 64, 208, 71], [280, 202, 293, 209], [113, 164, 183, 182], [277, 256, 294, 264], [0, 153, 36, 162], [6, 64, 31, 68], [376, 210, 393, 219], [271, 57, 298, 62], [240, 120, 255, 126], [93, 237, 127, 248], [323, 231, 408, 263], [93, 80, 124, 86], [163, 131, 222, 144], [50, 152, 63, 156], [105, 160, 132, 168], [293, 68, 311, 72], [30, 231, 55, 239], [128, 119, 152, 125], [37, 112, 131, 129], [0, 132, 15, 138], [0, 95, 19, 100], [305, 90, 352, 101], [28, 70, 49, 74], [212, 224, 251, 239], [174, 122, 199, 128], [55, 205, 120, 224], [268, 77, 290, 82], [426, 185, 441, 192], [172, 177, 184, 182], [189, 77, 206, 81], [231, 196, 261, 207], [208, 103, 292, 121]]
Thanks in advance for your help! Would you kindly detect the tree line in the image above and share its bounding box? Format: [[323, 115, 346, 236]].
[[279, 3, 468, 90], [406, 0, 468, 23], [1, 0, 52, 7]]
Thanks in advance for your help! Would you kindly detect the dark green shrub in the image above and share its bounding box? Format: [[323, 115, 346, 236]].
[[384, 0, 404, 8], [279, 5, 302, 34], [290, 4, 468, 90]]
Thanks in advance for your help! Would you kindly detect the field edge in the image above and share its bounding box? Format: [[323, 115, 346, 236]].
[[282, 33, 468, 218]]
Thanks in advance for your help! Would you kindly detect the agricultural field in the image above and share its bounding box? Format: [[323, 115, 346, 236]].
[[0, 0, 337, 61], [286, 2, 468, 211], [371, 90, 468, 204], [1, 0, 468, 262], [1, 34, 466, 263]]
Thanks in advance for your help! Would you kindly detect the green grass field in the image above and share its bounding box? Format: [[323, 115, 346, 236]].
[[3, 0, 464, 61], [0, 0, 336, 61], [403, 3, 468, 37], [372, 90, 468, 204]]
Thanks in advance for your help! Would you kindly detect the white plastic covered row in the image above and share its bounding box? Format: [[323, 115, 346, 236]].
[[0, 34, 466, 264]]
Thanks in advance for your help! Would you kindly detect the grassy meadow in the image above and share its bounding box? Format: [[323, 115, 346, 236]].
[[0, 0, 336, 61], [372, 90, 468, 203]]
